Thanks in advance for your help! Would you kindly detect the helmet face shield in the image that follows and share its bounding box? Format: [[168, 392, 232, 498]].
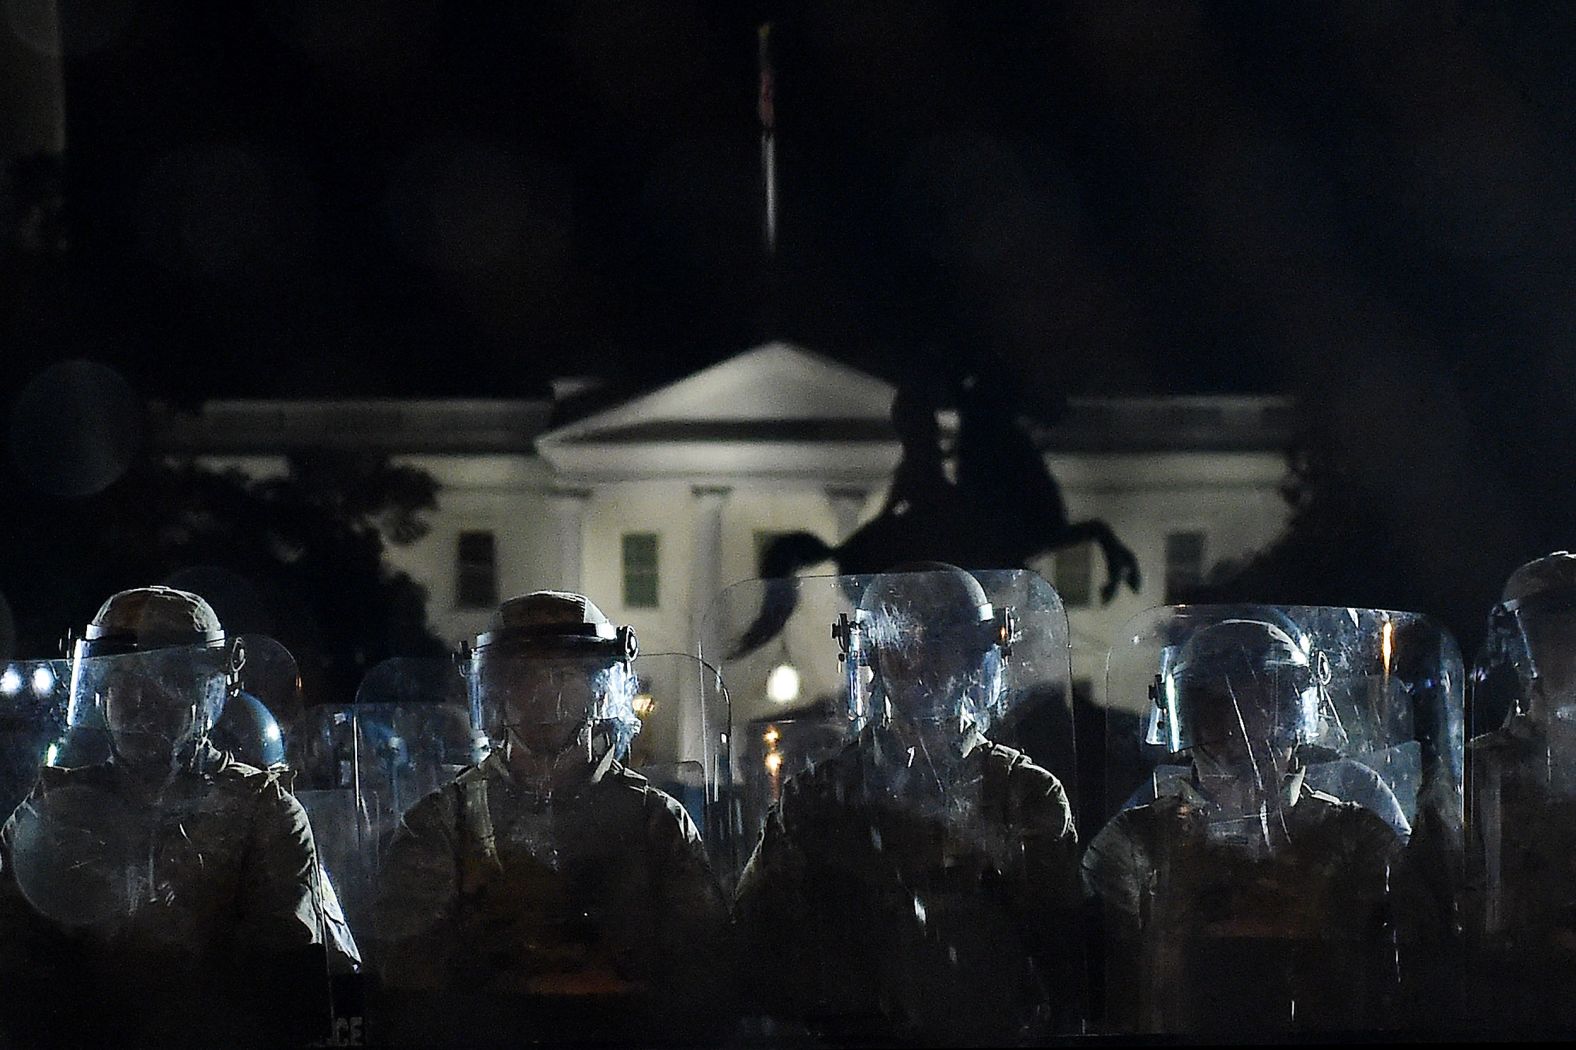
[[868, 622, 1003, 728], [1146, 619, 1325, 755], [843, 568, 1013, 733], [68, 645, 232, 768], [469, 649, 638, 757], [1507, 590, 1576, 720]]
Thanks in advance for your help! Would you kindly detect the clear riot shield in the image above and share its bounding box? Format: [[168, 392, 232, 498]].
[[1465, 579, 1576, 1031], [0, 636, 336, 1047], [350, 652, 730, 1046], [1090, 604, 1464, 1036], [0, 659, 72, 818], [705, 568, 1084, 1044]]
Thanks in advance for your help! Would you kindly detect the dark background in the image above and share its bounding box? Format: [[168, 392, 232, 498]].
[[6, 0, 1576, 663]]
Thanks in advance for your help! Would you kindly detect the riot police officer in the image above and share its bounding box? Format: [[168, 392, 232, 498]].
[[0, 586, 331, 1048], [368, 590, 729, 1045], [733, 564, 1082, 1044], [1465, 552, 1576, 1031], [1083, 616, 1406, 1034]]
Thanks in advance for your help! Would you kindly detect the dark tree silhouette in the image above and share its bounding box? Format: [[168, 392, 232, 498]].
[[0, 446, 446, 706]]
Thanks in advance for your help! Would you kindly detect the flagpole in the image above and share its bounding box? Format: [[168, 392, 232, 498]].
[[758, 22, 777, 257]]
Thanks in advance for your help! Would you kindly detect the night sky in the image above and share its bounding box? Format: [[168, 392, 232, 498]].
[[6, 1, 1576, 646], [9, 1, 1572, 414]]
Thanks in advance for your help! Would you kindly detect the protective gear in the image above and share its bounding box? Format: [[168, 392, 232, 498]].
[[1095, 604, 1463, 1035], [1147, 617, 1331, 754], [734, 735, 1082, 1044], [0, 593, 333, 1047], [1464, 553, 1576, 1031], [64, 587, 243, 776], [208, 692, 287, 769], [369, 749, 730, 1045], [724, 568, 1082, 1042], [1483, 553, 1576, 727], [366, 623, 730, 1045], [1082, 784, 1406, 1034], [833, 564, 1016, 732], [0, 743, 330, 1048], [462, 592, 639, 798]]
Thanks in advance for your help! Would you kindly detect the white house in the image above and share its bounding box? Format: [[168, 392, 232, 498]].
[[158, 342, 1295, 702]]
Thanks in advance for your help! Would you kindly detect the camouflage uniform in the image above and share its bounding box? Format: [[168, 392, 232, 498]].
[[734, 732, 1082, 1045], [370, 749, 730, 1046], [1082, 776, 1405, 1035], [0, 743, 327, 1048]]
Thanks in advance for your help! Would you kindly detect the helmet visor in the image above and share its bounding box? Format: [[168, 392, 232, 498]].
[[471, 651, 634, 751], [69, 647, 230, 764], [1511, 593, 1576, 717]]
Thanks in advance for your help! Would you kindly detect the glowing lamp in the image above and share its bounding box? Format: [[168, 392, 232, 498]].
[[766, 663, 800, 704]]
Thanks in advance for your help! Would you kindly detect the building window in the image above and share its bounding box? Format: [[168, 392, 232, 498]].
[[622, 533, 660, 608], [1054, 542, 1093, 608], [1165, 530, 1207, 602], [455, 531, 498, 609]]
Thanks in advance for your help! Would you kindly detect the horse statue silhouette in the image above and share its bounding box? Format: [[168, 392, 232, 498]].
[[730, 372, 1142, 657]]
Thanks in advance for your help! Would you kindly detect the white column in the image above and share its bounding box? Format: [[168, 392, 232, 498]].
[[548, 488, 590, 593], [825, 486, 869, 541], [689, 486, 732, 654], [686, 486, 731, 766]]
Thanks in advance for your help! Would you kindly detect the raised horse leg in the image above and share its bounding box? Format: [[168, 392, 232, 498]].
[[1056, 520, 1142, 604]]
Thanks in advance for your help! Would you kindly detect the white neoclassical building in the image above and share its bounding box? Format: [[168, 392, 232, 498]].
[[160, 342, 1294, 698]]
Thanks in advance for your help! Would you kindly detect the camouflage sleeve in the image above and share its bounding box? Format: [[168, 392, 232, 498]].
[[239, 777, 325, 953], [732, 800, 820, 1017], [368, 788, 461, 991], [1080, 810, 1148, 929], [1009, 763, 1081, 904], [1004, 763, 1088, 1027], [641, 792, 734, 1022]]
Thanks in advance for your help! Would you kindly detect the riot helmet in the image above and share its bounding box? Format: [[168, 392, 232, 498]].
[[833, 564, 1017, 733], [1492, 552, 1576, 725], [65, 586, 242, 773], [461, 591, 640, 790], [1148, 617, 1331, 758], [207, 691, 286, 769]]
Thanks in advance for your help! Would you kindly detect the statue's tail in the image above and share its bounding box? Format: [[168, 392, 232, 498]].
[[728, 531, 836, 659]]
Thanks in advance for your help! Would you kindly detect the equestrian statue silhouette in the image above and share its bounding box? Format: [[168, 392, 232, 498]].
[[730, 371, 1142, 657]]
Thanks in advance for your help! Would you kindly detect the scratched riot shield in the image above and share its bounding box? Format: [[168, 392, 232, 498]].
[[2, 635, 334, 1047], [352, 650, 730, 1046], [1465, 554, 1576, 1032], [0, 659, 72, 819], [1091, 604, 1464, 1036], [705, 567, 1084, 1043]]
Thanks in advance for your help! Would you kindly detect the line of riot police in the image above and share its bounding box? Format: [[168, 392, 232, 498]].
[[0, 556, 1573, 1044]]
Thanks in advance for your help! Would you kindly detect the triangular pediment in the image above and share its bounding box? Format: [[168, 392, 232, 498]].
[[539, 342, 896, 446], [536, 343, 901, 483]]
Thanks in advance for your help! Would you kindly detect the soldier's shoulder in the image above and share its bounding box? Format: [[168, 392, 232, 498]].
[[1298, 790, 1402, 848], [33, 761, 104, 790], [976, 740, 1074, 829], [977, 740, 1065, 791]]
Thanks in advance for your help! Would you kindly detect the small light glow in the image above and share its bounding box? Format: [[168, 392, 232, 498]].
[[766, 663, 801, 704], [763, 726, 780, 746], [632, 693, 656, 717], [44, 742, 59, 766], [764, 752, 783, 775], [265, 723, 281, 743], [1381, 620, 1394, 675], [31, 666, 55, 696], [0, 668, 22, 696]]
